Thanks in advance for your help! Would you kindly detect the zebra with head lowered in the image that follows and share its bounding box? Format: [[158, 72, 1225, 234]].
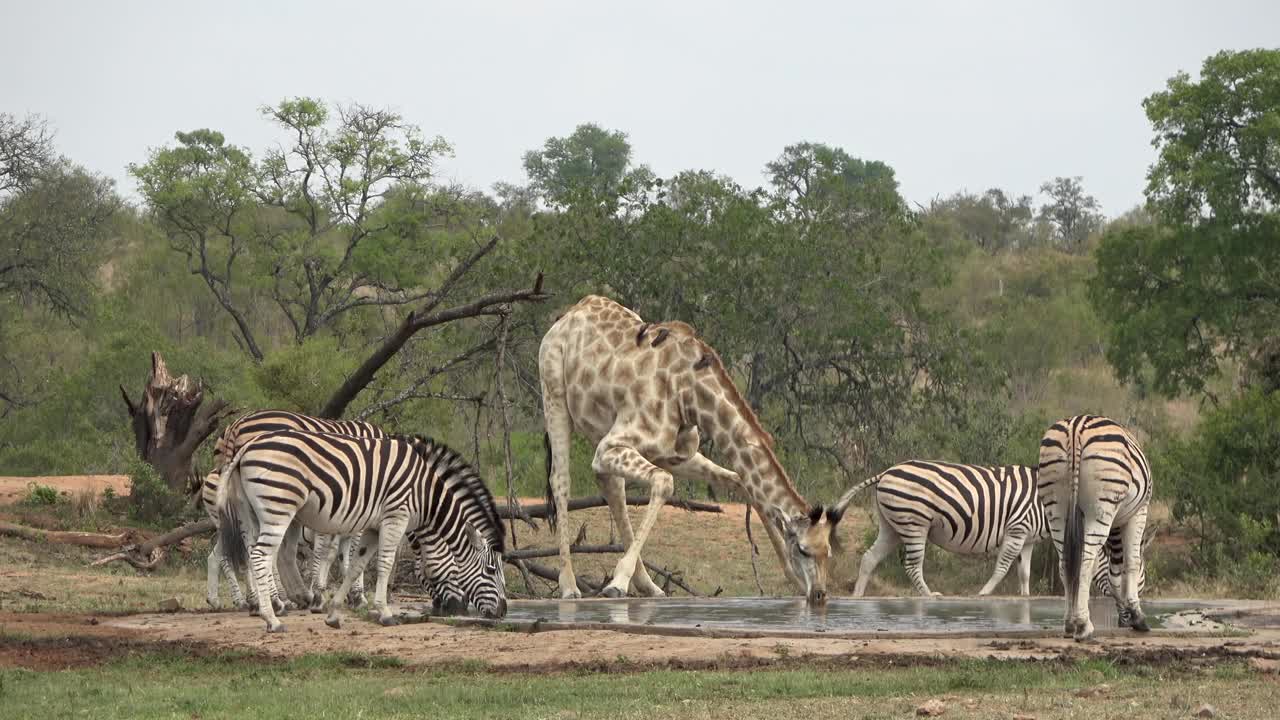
[[217, 428, 508, 632], [207, 410, 469, 614], [1038, 415, 1152, 641], [833, 460, 1144, 598]]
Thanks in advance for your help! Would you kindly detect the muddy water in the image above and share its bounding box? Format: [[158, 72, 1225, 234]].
[[501, 597, 1217, 634]]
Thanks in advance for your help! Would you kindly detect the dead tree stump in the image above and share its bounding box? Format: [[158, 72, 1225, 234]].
[[120, 351, 234, 495]]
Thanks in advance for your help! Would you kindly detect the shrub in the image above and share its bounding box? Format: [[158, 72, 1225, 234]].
[[20, 482, 61, 507]]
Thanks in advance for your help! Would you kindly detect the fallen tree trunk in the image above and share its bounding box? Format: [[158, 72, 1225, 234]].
[[506, 543, 624, 561], [90, 518, 215, 571], [519, 559, 602, 596], [504, 495, 721, 520], [0, 521, 134, 549]]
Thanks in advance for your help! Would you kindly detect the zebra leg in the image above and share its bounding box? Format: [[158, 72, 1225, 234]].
[[275, 520, 310, 608], [344, 538, 368, 608], [309, 534, 340, 613], [324, 529, 379, 629], [207, 537, 224, 608], [370, 513, 410, 626], [853, 513, 900, 597], [1120, 511, 1150, 632], [597, 473, 663, 597], [979, 529, 1029, 596], [249, 533, 287, 633], [1016, 541, 1034, 597], [220, 549, 247, 609], [901, 533, 939, 597]]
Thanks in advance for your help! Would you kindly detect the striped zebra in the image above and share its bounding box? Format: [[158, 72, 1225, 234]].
[[1038, 415, 1153, 641], [217, 429, 508, 632], [833, 462, 1046, 597], [833, 461, 1143, 598], [211, 410, 395, 609]]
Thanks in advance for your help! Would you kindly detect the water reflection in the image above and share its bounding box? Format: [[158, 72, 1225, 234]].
[[512, 597, 1201, 634]]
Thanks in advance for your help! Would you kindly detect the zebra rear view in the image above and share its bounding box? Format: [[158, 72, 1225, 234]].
[[1038, 415, 1153, 641]]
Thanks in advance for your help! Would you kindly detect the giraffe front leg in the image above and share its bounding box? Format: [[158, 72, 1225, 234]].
[[592, 443, 673, 599], [597, 474, 663, 598]]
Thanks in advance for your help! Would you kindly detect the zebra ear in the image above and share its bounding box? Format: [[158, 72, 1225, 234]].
[[462, 522, 488, 552]]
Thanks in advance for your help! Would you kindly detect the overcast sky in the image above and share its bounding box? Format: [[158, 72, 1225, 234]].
[[3, 0, 1277, 216]]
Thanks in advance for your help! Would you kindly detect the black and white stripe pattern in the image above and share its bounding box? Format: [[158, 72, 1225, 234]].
[[211, 410, 469, 613], [834, 461, 1046, 597], [1038, 415, 1153, 641], [217, 429, 507, 632]]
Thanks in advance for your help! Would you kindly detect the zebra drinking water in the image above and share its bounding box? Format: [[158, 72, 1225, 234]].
[[217, 429, 507, 632]]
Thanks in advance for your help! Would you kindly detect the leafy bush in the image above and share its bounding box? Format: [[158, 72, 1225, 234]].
[[20, 482, 61, 507], [126, 456, 195, 526], [1159, 390, 1280, 580]]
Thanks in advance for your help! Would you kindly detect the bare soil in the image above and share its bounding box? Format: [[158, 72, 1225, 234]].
[[4, 603, 1274, 673], [0, 475, 129, 504]]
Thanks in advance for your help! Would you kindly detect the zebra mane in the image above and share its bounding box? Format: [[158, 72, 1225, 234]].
[[399, 434, 506, 556]]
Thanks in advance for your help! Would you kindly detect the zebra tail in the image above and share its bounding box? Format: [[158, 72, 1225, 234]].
[[1062, 428, 1084, 612], [215, 443, 252, 575], [543, 431, 558, 531], [831, 473, 883, 516]]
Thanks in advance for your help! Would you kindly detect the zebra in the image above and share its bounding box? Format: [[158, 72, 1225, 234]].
[[1038, 414, 1153, 641], [210, 410, 396, 609], [833, 460, 1145, 598], [217, 429, 508, 632], [833, 461, 1046, 597]]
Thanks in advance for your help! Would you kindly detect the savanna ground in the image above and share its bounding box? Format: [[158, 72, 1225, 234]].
[[3, 476, 1280, 719]]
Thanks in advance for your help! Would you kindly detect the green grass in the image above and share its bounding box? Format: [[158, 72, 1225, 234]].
[[1, 649, 1277, 719]]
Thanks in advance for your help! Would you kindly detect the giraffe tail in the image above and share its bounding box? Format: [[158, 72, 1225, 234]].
[[543, 431, 558, 531]]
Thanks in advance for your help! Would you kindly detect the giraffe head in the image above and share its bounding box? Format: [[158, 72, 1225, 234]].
[[771, 504, 846, 605]]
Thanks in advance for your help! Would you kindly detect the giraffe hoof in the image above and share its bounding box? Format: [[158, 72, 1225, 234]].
[[560, 589, 582, 600], [378, 615, 400, 627], [601, 585, 626, 599], [325, 616, 342, 630], [1130, 617, 1151, 633], [266, 621, 286, 633]]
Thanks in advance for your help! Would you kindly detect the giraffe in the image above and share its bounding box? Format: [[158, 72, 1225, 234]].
[[539, 295, 844, 604]]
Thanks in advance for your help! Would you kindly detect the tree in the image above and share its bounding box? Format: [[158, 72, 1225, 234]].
[[131, 99, 455, 359], [0, 113, 54, 197], [1091, 49, 1280, 397], [1, 162, 120, 317], [522, 123, 643, 207], [1, 118, 121, 414], [1037, 176, 1102, 250], [1092, 49, 1280, 575], [925, 188, 1035, 252]]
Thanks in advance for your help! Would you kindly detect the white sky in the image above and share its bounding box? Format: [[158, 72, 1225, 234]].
[[3, 0, 1277, 215]]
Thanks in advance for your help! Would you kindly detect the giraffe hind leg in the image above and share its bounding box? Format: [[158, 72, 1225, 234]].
[[592, 442, 673, 598]]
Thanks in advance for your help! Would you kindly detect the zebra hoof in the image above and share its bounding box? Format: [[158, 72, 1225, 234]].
[[1130, 617, 1151, 633], [601, 585, 626, 599], [560, 588, 582, 600], [325, 615, 342, 630], [266, 621, 286, 634]]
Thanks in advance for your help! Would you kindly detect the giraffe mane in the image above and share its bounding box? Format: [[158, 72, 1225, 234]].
[[688, 339, 776, 451]]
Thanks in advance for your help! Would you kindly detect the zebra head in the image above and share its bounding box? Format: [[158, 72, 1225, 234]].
[[418, 523, 507, 619], [771, 504, 845, 606]]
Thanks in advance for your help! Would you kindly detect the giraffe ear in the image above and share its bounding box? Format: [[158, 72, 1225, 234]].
[[807, 505, 824, 526], [825, 505, 845, 526]]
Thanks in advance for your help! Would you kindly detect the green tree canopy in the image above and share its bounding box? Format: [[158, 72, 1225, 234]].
[[1091, 49, 1280, 396]]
